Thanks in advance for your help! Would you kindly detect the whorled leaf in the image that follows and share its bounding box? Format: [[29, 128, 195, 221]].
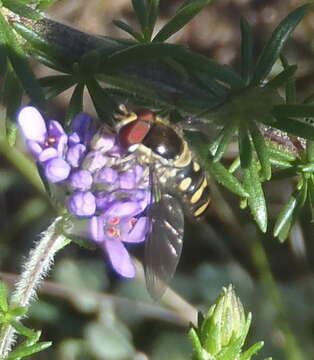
[[65, 83, 84, 128], [238, 122, 253, 169], [0, 12, 45, 107], [113, 20, 144, 42], [252, 3, 313, 85], [243, 160, 267, 233], [273, 184, 308, 242], [39, 75, 76, 100], [213, 120, 238, 162], [153, 0, 209, 42], [2, 0, 42, 20], [250, 121, 271, 180], [132, 0, 148, 34], [240, 17, 254, 85], [86, 78, 118, 121], [146, 0, 160, 40]]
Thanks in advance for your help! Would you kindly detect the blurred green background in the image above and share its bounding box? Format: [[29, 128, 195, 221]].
[[2, 0, 314, 359]]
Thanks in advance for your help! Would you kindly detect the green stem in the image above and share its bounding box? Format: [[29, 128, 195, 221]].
[[0, 217, 67, 358]]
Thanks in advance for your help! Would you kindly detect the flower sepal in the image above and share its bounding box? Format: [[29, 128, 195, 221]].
[[189, 285, 264, 360]]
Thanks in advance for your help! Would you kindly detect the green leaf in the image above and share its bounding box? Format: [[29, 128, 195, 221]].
[[188, 327, 203, 360], [178, 49, 245, 89], [65, 83, 84, 128], [12, 22, 70, 71], [272, 104, 314, 118], [39, 75, 76, 99], [9, 306, 27, 318], [238, 122, 252, 169], [30, 48, 70, 73], [113, 20, 144, 42], [208, 160, 249, 198], [252, 3, 313, 85], [0, 12, 45, 107], [240, 17, 253, 85], [194, 70, 228, 98], [0, 282, 9, 312], [240, 341, 264, 360], [0, 22, 8, 79], [273, 194, 297, 241], [215, 336, 243, 360], [153, 0, 209, 42], [86, 78, 118, 121], [2, 0, 42, 20], [243, 160, 267, 232], [308, 178, 314, 221], [306, 141, 314, 162], [267, 142, 296, 162], [104, 43, 244, 88], [11, 320, 37, 338], [264, 65, 297, 90], [250, 121, 271, 180], [280, 55, 296, 104], [185, 132, 248, 198], [36, 0, 58, 10], [132, 0, 148, 33], [268, 114, 314, 141], [3, 69, 23, 145], [5, 341, 52, 360], [213, 120, 238, 162], [146, 0, 160, 40]]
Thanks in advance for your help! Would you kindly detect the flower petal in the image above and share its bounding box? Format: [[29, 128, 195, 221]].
[[82, 151, 108, 173], [94, 168, 118, 185], [38, 147, 58, 162], [91, 131, 115, 152], [44, 157, 71, 182], [124, 217, 148, 243], [18, 106, 47, 143], [71, 113, 95, 144], [66, 144, 86, 167], [67, 191, 96, 217], [69, 170, 93, 191], [119, 170, 136, 189], [89, 216, 105, 243], [48, 120, 66, 138], [103, 237, 135, 278], [56, 134, 68, 156], [106, 201, 141, 217], [27, 140, 43, 156]]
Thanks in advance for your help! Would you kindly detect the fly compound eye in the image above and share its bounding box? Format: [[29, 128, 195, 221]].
[[118, 120, 152, 150], [135, 109, 155, 122]]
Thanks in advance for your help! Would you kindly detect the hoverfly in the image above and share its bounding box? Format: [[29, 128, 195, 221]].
[[115, 105, 211, 299]]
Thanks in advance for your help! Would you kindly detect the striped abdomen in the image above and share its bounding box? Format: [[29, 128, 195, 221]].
[[176, 159, 210, 218]]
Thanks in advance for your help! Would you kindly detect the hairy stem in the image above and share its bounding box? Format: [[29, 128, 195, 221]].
[[0, 217, 67, 358]]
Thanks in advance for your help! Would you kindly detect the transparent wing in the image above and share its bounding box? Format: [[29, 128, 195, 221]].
[[144, 165, 184, 300]]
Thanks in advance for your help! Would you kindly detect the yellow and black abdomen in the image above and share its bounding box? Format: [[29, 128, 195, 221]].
[[176, 159, 210, 218]]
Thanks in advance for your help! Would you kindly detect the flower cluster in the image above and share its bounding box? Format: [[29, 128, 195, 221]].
[[18, 107, 150, 278]]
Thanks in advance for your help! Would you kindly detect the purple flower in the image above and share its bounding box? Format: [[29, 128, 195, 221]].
[[70, 113, 96, 145], [69, 170, 93, 191], [45, 158, 71, 183], [18, 106, 151, 279], [89, 202, 148, 278], [68, 191, 96, 217], [18, 107, 70, 182], [18, 107, 67, 159]]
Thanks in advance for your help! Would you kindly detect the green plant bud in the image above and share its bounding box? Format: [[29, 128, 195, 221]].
[[189, 285, 257, 360]]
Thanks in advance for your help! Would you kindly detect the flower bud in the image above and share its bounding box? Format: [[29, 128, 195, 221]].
[[189, 285, 258, 360]]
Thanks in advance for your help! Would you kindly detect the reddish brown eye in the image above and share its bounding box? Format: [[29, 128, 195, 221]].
[[118, 120, 151, 149], [135, 109, 155, 122]]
